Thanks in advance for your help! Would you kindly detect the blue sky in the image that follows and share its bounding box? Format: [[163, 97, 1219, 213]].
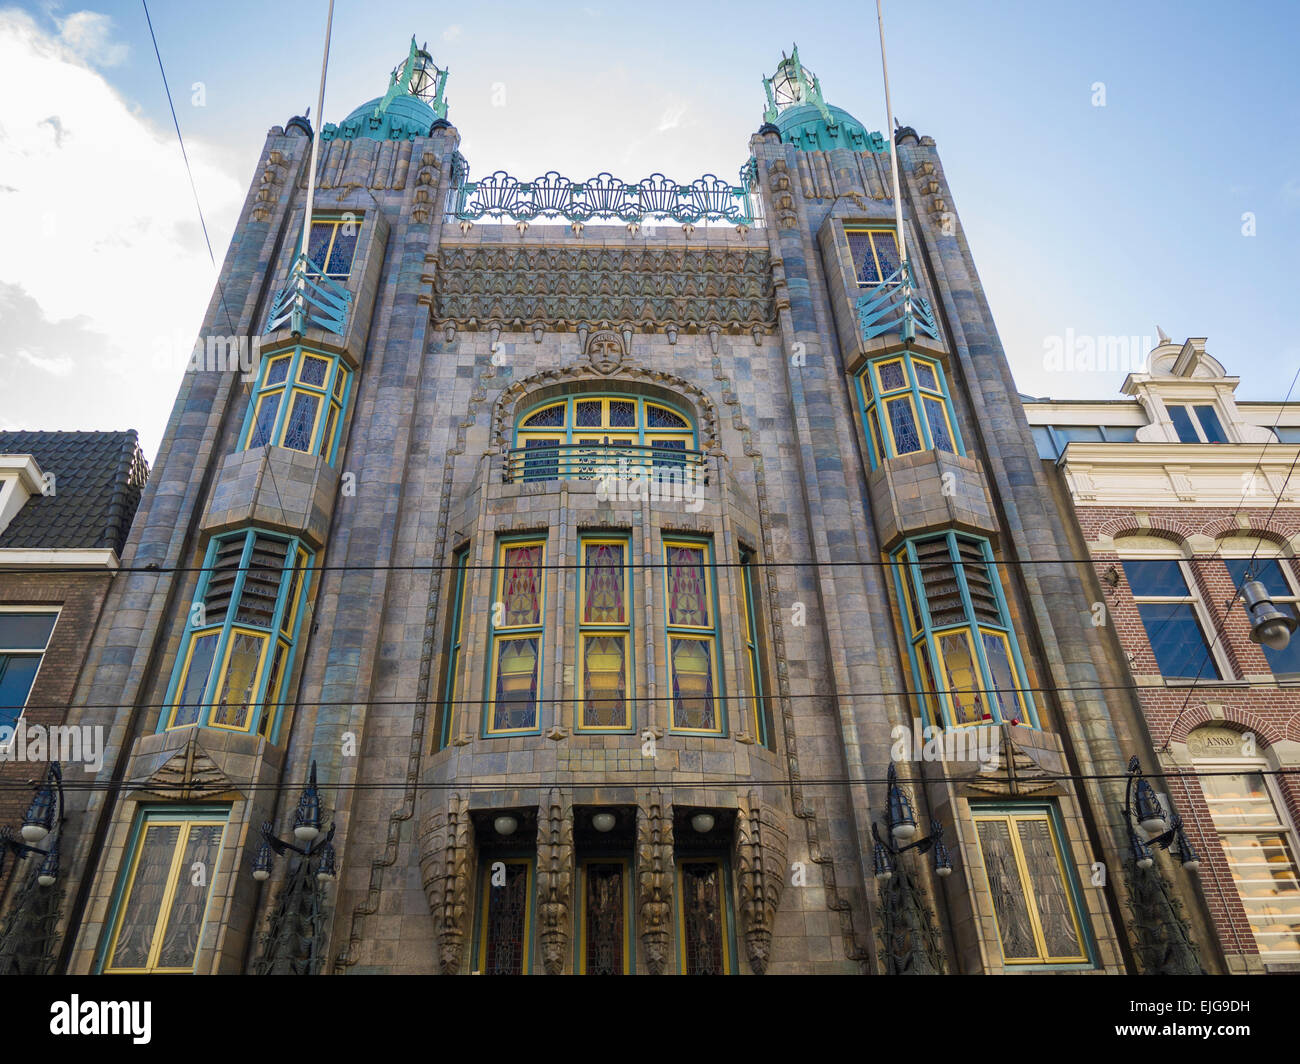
[[2, 1, 1298, 459]]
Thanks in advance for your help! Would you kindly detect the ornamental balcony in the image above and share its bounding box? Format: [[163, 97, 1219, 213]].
[[501, 442, 709, 486]]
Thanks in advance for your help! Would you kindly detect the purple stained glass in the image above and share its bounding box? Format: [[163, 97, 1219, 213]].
[[502, 545, 543, 626], [667, 546, 709, 626], [584, 543, 625, 624]]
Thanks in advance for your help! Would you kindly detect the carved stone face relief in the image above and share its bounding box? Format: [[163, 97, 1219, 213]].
[[586, 330, 625, 375]]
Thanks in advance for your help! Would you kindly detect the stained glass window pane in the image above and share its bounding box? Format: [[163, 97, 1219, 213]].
[[171, 632, 219, 728], [248, 392, 281, 448], [916, 642, 940, 720], [848, 232, 880, 285], [264, 356, 291, 386], [212, 631, 266, 729], [646, 404, 688, 429], [493, 636, 539, 731], [483, 863, 529, 974], [877, 361, 907, 393], [667, 546, 709, 627], [982, 631, 1023, 724], [582, 635, 627, 728], [584, 543, 625, 624], [325, 224, 359, 276], [305, 223, 332, 274], [939, 631, 985, 724], [299, 355, 329, 386], [576, 400, 603, 427], [156, 823, 224, 968], [502, 545, 543, 626], [913, 361, 939, 391], [651, 438, 687, 473], [585, 863, 626, 975], [521, 404, 565, 428], [670, 637, 715, 730], [109, 823, 181, 970], [976, 819, 1038, 960], [333, 368, 346, 399], [321, 404, 340, 462], [887, 398, 922, 455], [873, 231, 900, 279], [522, 438, 559, 482], [283, 392, 320, 452], [260, 642, 287, 738], [609, 400, 637, 427], [1016, 818, 1082, 959], [924, 396, 955, 453], [681, 862, 726, 974]]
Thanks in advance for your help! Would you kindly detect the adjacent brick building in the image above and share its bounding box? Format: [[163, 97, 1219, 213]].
[[1025, 336, 1300, 973], [25, 40, 1230, 975]]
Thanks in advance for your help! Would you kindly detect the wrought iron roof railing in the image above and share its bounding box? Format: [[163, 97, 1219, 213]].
[[453, 162, 758, 227], [264, 253, 352, 337], [857, 263, 940, 344], [502, 443, 708, 486]]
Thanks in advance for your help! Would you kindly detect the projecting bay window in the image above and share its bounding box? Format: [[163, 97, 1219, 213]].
[[739, 549, 772, 747], [1201, 767, 1300, 964], [577, 537, 632, 732], [846, 227, 901, 287], [476, 858, 533, 975], [677, 858, 734, 974], [972, 805, 1091, 967], [240, 346, 351, 464], [1122, 558, 1223, 680], [163, 530, 311, 739], [434, 547, 470, 751], [485, 539, 546, 735], [663, 538, 724, 735], [890, 532, 1037, 728], [579, 858, 632, 974], [97, 808, 228, 974], [304, 216, 362, 279], [856, 353, 962, 469]]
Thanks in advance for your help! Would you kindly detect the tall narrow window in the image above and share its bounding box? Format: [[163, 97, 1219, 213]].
[[163, 530, 311, 738], [304, 216, 362, 279], [891, 533, 1037, 728], [579, 858, 631, 974], [0, 611, 58, 733], [477, 858, 532, 975], [435, 548, 470, 750], [577, 538, 631, 731], [486, 539, 545, 735], [99, 809, 228, 973], [846, 227, 901, 286], [1122, 558, 1222, 680], [972, 806, 1090, 966], [739, 549, 771, 747], [856, 353, 962, 469], [1225, 558, 1300, 680], [1202, 767, 1300, 965], [663, 539, 723, 734], [677, 858, 732, 974], [241, 346, 350, 464]]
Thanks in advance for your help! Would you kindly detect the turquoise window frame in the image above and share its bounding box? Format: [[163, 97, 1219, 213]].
[[237, 345, 352, 465], [662, 534, 727, 736], [739, 549, 772, 748], [93, 804, 231, 974], [575, 533, 636, 735], [855, 352, 964, 469], [970, 800, 1098, 971], [890, 531, 1039, 730], [436, 547, 471, 751], [512, 394, 697, 449], [482, 534, 547, 738], [159, 529, 312, 742]]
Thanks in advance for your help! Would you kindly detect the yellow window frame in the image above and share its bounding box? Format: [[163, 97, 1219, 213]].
[[882, 394, 923, 457], [919, 392, 958, 451], [487, 539, 546, 735], [972, 811, 1089, 965], [166, 629, 221, 729], [244, 389, 286, 449], [666, 632, 722, 735], [577, 856, 633, 974], [102, 816, 227, 973], [306, 217, 362, 279], [662, 541, 714, 631], [911, 356, 943, 394], [846, 227, 899, 287], [675, 857, 732, 974], [279, 386, 326, 454], [874, 357, 909, 395], [578, 631, 630, 732], [577, 538, 631, 732], [476, 857, 533, 974], [931, 626, 986, 727], [207, 626, 270, 732], [280, 548, 309, 638], [978, 626, 1029, 724]]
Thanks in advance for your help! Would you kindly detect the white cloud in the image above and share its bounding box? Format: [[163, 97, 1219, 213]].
[[658, 104, 687, 133], [0, 11, 242, 458], [56, 10, 128, 67], [442, 24, 462, 43]]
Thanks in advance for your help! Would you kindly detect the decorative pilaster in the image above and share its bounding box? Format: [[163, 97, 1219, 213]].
[[636, 789, 673, 975], [536, 789, 574, 975], [418, 793, 475, 975], [733, 793, 788, 974]]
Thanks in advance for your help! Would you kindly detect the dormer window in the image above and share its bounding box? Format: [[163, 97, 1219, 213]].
[[1168, 403, 1228, 444]]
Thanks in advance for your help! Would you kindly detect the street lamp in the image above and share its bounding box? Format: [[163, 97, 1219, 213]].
[[253, 761, 337, 883], [0, 764, 65, 888], [872, 764, 952, 879], [1123, 756, 1199, 874]]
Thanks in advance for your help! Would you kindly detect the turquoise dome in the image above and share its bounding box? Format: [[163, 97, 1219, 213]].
[[322, 93, 438, 143], [774, 102, 884, 154]]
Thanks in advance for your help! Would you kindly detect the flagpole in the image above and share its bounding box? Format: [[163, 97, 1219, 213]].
[[876, 0, 912, 332], [299, 0, 336, 266]]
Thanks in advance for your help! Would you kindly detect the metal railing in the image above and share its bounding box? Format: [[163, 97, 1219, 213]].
[[856, 263, 940, 343], [502, 443, 708, 486], [265, 253, 352, 337]]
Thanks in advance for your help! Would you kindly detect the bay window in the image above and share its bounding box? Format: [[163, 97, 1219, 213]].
[[857, 353, 962, 468], [241, 346, 350, 464]]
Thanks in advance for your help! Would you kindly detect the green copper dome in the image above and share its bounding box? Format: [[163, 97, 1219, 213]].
[[321, 36, 449, 143]]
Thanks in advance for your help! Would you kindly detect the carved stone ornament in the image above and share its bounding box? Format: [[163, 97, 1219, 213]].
[[733, 793, 788, 974], [418, 793, 475, 974], [536, 789, 575, 974], [586, 329, 626, 374], [636, 789, 674, 974]]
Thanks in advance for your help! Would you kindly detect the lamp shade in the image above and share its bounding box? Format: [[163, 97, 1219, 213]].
[[494, 815, 518, 837], [1244, 581, 1297, 650], [591, 812, 617, 833], [690, 812, 715, 835]]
